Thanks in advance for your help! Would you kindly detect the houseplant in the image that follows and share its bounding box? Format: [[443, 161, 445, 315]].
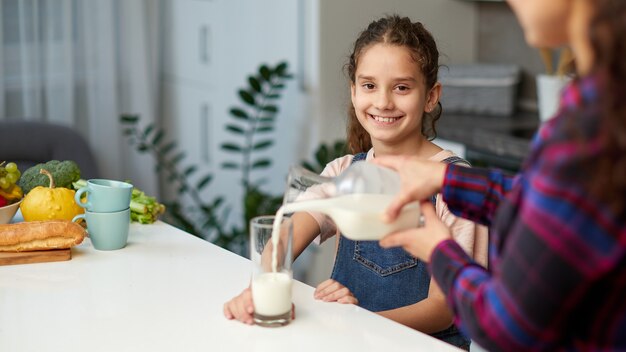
[[122, 61, 347, 254]]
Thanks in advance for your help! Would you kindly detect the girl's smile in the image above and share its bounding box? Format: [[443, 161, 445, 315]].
[[368, 113, 403, 125]]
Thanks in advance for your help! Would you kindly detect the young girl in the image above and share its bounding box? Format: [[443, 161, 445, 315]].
[[375, 1, 626, 351], [224, 15, 487, 349]]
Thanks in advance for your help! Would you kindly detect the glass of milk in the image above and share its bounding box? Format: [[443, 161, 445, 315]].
[[250, 215, 293, 327]]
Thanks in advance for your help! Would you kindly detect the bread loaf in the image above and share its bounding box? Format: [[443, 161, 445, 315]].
[[0, 221, 86, 252]]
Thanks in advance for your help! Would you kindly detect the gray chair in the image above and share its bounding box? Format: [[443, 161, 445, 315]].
[[0, 120, 99, 179]]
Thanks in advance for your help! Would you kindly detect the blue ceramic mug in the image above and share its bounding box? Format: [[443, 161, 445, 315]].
[[75, 179, 133, 213], [72, 208, 130, 250]]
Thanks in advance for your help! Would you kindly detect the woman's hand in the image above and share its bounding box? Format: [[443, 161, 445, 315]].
[[379, 200, 452, 263], [223, 287, 255, 325], [314, 279, 359, 305], [372, 156, 447, 222]]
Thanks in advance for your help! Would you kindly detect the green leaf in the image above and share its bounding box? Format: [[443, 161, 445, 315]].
[[275, 62, 288, 75], [212, 197, 224, 208], [225, 124, 245, 134], [301, 161, 316, 172], [252, 159, 271, 169], [171, 152, 186, 165], [280, 73, 294, 79], [120, 115, 139, 124], [261, 105, 278, 113], [138, 144, 149, 152], [248, 76, 262, 93], [258, 117, 275, 123], [259, 65, 272, 80], [255, 126, 273, 133], [160, 141, 177, 155], [142, 124, 155, 138], [152, 130, 165, 145], [316, 145, 329, 165], [334, 141, 347, 155], [221, 143, 243, 152], [183, 165, 197, 176], [239, 90, 255, 106], [271, 83, 286, 90], [222, 162, 240, 169], [230, 108, 249, 120], [196, 175, 213, 190], [253, 140, 273, 150], [178, 184, 188, 194], [266, 94, 281, 99]]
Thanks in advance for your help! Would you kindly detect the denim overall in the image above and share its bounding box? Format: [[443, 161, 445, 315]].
[[330, 153, 470, 348]]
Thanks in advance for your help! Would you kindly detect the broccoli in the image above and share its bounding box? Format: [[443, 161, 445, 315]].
[[18, 160, 81, 194]]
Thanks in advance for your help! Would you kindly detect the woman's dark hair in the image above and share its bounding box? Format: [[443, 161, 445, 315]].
[[588, 0, 626, 214], [344, 15, 441, 154]]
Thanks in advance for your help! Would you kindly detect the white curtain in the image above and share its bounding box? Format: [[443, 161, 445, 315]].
[[0, 0, 159, 196]]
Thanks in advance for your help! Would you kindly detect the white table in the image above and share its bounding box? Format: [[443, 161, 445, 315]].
[[0, 221, 460, 351]]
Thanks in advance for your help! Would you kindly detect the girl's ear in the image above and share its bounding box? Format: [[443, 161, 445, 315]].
[[425, 82, 442, 113]]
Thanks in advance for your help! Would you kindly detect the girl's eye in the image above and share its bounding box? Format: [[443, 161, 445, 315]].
[[362, 83, 375, 90], [395, 85, 410, 92]]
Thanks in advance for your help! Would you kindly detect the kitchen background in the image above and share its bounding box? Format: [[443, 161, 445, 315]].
[[0, 0, 547, 285]]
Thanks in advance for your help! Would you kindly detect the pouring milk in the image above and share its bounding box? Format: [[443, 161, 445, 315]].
[[253, 163, 421, 318]]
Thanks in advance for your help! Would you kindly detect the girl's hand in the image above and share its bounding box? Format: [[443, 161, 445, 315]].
[[379, 200, 452, 263], [372, 156, 447, 222], [223, 287, 255, 325], [223, 287, 297, 325], [314, 279, 359, 305]]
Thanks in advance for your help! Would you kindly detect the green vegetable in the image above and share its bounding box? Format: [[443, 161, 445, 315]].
[[72, 178, 87, 191], [18, 160, 81, 194], [130, 188, 166, 224]]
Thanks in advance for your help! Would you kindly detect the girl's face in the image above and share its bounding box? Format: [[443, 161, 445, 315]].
[[507, 0, 571, 48], [351, 43, 439, 151]]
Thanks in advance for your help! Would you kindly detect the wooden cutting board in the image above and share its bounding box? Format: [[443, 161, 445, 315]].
[[0, 249, 71, 266]]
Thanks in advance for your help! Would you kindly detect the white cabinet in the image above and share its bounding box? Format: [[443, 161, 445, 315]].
[[160, 0, 306, 228], [162, 0, 219, 85]]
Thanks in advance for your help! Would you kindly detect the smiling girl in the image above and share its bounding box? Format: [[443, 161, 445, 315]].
[[224, 15, 487, 349]]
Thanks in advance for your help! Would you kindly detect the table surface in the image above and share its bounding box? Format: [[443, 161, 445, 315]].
[[0, 221, 460, 352]]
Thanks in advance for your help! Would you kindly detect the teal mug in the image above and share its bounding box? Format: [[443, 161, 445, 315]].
[[75, 179, 133, 213], [72, 208, 130, 250]]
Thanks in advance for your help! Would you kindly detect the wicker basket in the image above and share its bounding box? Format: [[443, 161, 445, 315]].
[[439, 64, 521, 116]]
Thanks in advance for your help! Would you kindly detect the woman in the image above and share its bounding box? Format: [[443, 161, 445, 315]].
[[374, 0, 626, 350]]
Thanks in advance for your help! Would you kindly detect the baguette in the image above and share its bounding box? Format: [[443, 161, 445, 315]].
[[0, 221, 86, 252]]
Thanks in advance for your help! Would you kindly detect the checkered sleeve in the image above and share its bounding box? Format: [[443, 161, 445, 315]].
[[441, 164, 515, 226]]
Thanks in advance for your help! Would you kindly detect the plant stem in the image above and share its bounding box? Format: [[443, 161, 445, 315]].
[[242, 75, 279, 193]]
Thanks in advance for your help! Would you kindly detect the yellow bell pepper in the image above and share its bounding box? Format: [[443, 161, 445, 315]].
[[0, 184, 23, 201]]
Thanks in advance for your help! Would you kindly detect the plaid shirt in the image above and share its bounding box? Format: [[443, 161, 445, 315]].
[[431, 75, 626, 351]]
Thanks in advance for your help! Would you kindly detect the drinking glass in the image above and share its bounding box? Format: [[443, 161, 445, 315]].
[[249, 215, 293, 327]]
